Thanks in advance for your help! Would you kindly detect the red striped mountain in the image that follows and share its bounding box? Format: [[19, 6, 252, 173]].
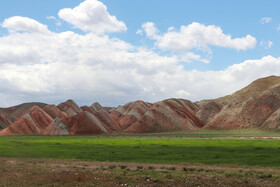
[[0, 106, 60, 135], [67, 111, 112, 135], [110, 100, 152, 130], [125, 99, 204, 133], [0, 102, 47, 130], [195, 101, 222, 125], [261, 108, 280, 129], [0, 100, 119, 135], [57, 99, 83, 116], [1, 75, 280, 135], [203, 76, 280, 129], [0, 110, 11, 130], [81, 103, 121, 131]]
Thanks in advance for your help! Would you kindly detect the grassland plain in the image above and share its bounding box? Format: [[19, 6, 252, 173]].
[[0, 130, 280, 168]]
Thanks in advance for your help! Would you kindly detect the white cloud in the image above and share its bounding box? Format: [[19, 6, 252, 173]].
[[176, 90, 192, 97], [136, 29, 143, 35], [167, 26, 175, 32], [46, 16, 61, 26], [154, 22, 256, 52], [260, 17, 272, 24], [179, 52, 209, 64], [170, 55, 280, 101], [139, 22, 256, 64], [58, 0, 127, 34], [139, 22, 159, 39], [0, 20, 178, 106], [2, 16, 50, 34], [0, 19, 278, 107], [46, 16, 56, 20], [260, 40, 273, 49]]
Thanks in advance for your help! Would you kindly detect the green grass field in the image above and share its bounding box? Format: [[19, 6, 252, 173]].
[[0, 132, 280, 168]]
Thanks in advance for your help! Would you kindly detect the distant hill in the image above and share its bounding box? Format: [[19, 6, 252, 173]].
[[1, 75, 280, 135]]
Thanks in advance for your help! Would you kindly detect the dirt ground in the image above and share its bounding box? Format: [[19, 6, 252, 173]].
[[0, 158, 279, 187]]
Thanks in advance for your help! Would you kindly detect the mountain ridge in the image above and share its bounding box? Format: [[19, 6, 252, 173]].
[[1, 75, 280, 135]]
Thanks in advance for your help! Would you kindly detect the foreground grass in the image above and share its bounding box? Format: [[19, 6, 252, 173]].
[[0, 135, 280, 167]]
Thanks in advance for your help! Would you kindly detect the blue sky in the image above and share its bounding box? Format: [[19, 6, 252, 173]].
[[0, 0, 279, 107]]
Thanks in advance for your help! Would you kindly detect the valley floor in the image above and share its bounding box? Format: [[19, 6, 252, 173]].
[[0, 130, 280, 186], [0, 158, 280, 187]]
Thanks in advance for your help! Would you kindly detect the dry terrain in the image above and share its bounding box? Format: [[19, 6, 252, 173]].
[[0, 158, 280, 187]]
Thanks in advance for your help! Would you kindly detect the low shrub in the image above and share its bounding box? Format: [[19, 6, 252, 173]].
[[120, 165, 127, 169], [148, 166, 156, 170], [108, 165, 116, 169]]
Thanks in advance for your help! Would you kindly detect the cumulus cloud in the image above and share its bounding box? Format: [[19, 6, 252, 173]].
[[153, 22, 257, 51], [0, 20, 178, 106], [138, 22, 159, 39], [58, 0, 127, 34], [0, 20, 278, 107], [179, 52, 209, 64], [260, 40, 273, 49], [139, 22, 256, 64], [260, 17, 272, 24], [2, 16, 50, 34]]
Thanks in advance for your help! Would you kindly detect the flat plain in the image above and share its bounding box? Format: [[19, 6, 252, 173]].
[[0, 129, 280, 186]]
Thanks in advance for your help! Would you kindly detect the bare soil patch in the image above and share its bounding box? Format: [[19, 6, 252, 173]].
[[0, 158, 279, 187]]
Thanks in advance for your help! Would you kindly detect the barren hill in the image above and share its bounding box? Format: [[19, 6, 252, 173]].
[[204, 75, 280, 129], [0, 102, 47, 130], [125, 99, 204, 133], [0, 75, 280, 135]]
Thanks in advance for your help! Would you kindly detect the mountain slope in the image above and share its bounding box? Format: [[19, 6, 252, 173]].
[[205, 75, 280, 129], [0, 102, 47, 130], [67, 111, 111, 135], [125, 99, 204, 133], [110, 100, 152, 130], [0, 101, 116, 135], [0, 106, 53, 135]]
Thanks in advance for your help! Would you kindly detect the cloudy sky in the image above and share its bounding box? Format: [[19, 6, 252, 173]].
[[0, 0, 280, 107]]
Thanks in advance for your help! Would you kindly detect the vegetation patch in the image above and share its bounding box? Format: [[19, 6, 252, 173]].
[[0, 135, 279, 167]]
